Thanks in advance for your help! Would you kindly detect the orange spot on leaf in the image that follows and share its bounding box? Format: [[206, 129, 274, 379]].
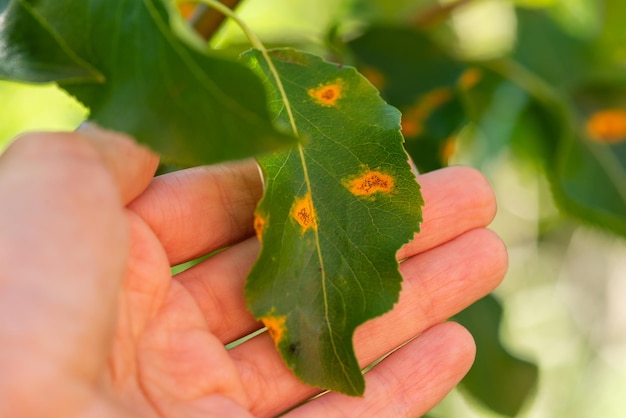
[[291, 192, 317, 232], [177, 2, 196, 18], [458, 68, 482, 91], [401, 88, 452, 138], [308, 80, 344, 107], [254, 214, 266, 242], [586, 109, 626, 144], [441, 136, 457, 164], [347, 170, 395, 196], [260, 312, 287, 346]]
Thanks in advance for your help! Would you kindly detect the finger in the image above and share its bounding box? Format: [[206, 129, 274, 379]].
[[75, 123, 160, 205], [175, 166, 498, 344], [353, 228, 507, 365], [0, 131, 139, 385], [128, 159, 262, 265], [284, 322, 475, 418], [229, 227, 507, 417], [397, 166, 496, 259], [175, 238, 261, 344]]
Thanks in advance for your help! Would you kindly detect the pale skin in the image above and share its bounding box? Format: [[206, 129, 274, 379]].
[[0, 125, 507, 418]]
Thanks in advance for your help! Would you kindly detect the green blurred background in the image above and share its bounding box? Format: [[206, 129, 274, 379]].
[[2, 0, 626, 416]]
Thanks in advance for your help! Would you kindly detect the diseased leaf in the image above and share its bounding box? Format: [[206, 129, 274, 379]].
[[505, 7, 626, 236], [242, 48, 423, 395], [0, 0, 294, 166], [554, 81, 626, 236]]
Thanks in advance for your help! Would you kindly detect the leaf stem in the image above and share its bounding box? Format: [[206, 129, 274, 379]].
[[191, 0, 300, 137], [192, 1, 327, 351]]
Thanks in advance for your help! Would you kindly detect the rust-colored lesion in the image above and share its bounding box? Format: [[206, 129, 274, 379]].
[[586, 109, 626, 144], [254, 214, 266, 242], [260, 312, 287, 346], [346, 169, 395, 197], [458, 68, 482, 91], [291, 192, 317, 233], [308, 79, 344, 107], [441, 135, 457, 164]]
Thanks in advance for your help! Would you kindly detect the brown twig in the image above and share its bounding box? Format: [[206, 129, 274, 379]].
[[189, 0, 243, 40], [413, 0, 476, 29]]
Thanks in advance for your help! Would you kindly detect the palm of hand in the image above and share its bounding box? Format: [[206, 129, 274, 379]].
[[0, 130, 505, 418], [111, 160, 504, 418]]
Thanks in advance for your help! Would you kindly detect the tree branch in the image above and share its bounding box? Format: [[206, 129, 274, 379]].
[[190, 0, 243, 40]]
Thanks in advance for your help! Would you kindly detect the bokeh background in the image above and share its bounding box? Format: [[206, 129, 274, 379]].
[[2, 0, 626, 416]]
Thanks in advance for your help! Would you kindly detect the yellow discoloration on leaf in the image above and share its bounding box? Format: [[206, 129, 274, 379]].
[[458, 68, 482, 91], [360, 66, 386, 91], [261, 312, 287, 346], [291, 192, 317, 232], [254, 214, 266, 242], [308, 79, 344, 107], [346, 169, 395, 196], [401, 88, 452, 138], [586, 109, 626, 144]]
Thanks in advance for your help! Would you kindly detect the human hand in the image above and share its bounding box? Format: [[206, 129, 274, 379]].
[[0, 126, 506, 417]]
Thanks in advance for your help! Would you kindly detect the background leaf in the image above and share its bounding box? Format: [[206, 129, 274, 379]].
[[455, 295, 538, 417], [502, 7, 626, 237], [242, 48, 423, 395], [0, 0, 294, 165]]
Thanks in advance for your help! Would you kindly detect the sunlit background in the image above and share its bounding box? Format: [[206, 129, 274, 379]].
[[2, 0, 625, 417]]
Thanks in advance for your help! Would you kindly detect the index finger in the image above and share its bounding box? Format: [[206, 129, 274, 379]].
[[128, 159, 263, 265]]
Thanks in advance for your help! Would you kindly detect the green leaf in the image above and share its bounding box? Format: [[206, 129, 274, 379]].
[[514, 7, 592, 90], [553, 81, 626, 236], [492, 8, 626, 236], [0, 1, 103, 83], [455, 295, 538, 417], [242, 48, 423, 395], [0, 0, 294, 165]]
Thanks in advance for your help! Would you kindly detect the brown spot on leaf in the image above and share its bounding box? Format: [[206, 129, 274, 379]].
[[586, 109, 626, 144]]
